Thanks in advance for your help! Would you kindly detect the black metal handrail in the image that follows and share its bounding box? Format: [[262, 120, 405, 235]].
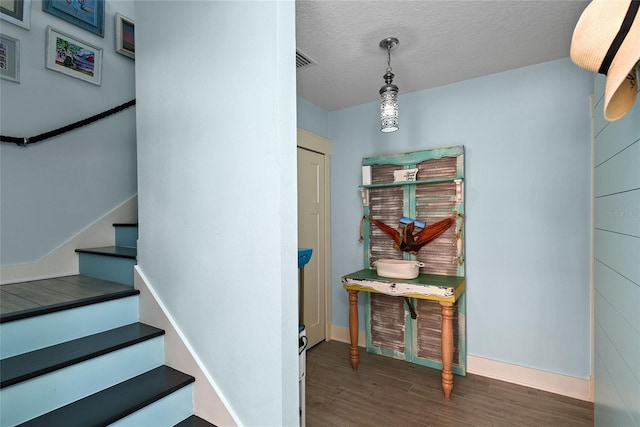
[[1, 99, 136, 147]]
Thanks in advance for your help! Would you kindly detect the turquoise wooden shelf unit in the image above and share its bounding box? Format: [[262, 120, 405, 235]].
[[341, 145, 466, 398]]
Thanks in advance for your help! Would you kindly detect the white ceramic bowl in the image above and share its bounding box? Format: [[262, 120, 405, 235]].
[[373, 259, 425, 279]]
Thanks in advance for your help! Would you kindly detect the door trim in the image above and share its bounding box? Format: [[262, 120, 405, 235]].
[[297, 129, 332, 342]]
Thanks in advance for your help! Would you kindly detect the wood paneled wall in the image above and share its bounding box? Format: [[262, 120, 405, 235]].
[[592, 72, 640, 426]]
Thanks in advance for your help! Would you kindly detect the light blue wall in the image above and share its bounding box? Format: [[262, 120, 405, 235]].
[[329, 58, 594, 379], [593, 72, 639, 426], [297, 96, 328, 138], [0, 0, 136, 265], [135, 2, 298, 426]]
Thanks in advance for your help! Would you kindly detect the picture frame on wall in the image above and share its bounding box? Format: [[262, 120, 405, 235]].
[[0, 33, 20, 83], [45, 26, 102, 86], [42, 0, 104, 37], [115, 13, 134, 59], [0, 0, 31, 30]]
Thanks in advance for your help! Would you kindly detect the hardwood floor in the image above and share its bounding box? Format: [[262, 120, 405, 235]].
[[305, 341, 593, 427], [0, 275, 134, 321]]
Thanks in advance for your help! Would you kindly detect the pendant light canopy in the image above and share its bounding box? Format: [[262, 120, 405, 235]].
[[379, 37, 399, 133]]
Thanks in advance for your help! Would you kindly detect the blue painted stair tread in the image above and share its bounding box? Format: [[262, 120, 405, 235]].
[[298, 248, 313, 269], [175, 415, 218, 427], [75, 246, 137, 259], [0, 275, 139, 323], [0, 323, 164, 388], [17, 366, 195, 427]]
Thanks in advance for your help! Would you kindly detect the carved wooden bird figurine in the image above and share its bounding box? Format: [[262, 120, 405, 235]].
[[366, 216, 455, 255]]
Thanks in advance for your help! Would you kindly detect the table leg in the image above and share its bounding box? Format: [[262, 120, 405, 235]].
[[348, 290, 359, 370], [440, 301, 454, 398]]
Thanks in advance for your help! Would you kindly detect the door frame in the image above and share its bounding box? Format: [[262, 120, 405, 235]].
[[297, 129, 332, 342]]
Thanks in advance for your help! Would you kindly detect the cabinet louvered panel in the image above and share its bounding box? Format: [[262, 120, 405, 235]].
[[362, 146, 466, 375], [415, 300, 460, 365], [416, 156, 458, 180], [370, 293, 405, 355], [368, 187, 403, 263], [415, 181, 459, 276], [371, 164, 399, 184]]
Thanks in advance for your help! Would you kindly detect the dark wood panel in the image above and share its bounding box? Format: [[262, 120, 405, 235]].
[[305, 341, 593, 427]]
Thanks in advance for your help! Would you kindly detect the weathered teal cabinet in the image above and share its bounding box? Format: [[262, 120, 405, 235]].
[[360, 146, 466, 375]]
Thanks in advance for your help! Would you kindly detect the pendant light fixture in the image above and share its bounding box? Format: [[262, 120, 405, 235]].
[[379, 37, 399, 133]]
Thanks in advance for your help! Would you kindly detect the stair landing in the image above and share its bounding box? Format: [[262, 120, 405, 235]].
[[0, 275, 137, 323]]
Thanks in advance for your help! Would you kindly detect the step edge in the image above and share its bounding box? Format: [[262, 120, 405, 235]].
[[101, 373, 195, 426], [19, 366, 195, 427], [0, 289, 140, 324], [1, 323, 165, 388], [75, 246, 137, 260], [175, 415, 218, 427]]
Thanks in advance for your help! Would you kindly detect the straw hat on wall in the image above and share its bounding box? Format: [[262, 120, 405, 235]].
[[571, 0, 640, 121]]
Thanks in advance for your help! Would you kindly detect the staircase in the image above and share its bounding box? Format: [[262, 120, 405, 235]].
[[0, 223, 215, 426]]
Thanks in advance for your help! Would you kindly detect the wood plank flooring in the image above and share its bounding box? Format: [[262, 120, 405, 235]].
[[0, 275, 134, 321], [305, 341, 593, 427]]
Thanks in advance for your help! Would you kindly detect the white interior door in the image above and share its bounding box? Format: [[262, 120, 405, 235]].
[[297, 147, 326, 348]]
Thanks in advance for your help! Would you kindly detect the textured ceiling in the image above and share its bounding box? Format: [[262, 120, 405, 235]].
[[295, 0, 590, 111]]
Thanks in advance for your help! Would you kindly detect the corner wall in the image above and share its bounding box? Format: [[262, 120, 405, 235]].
[[0, 1, 137, 269], [134, 2, 298, 426], [329, 58, 594, 381]]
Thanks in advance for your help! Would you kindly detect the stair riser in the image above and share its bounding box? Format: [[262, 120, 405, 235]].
[[78, 253, 136, 285], [0, 337, 164, 426], [110, 385, 194, 427], [115, 226, 138, 248], [0, 296, 139, 359]]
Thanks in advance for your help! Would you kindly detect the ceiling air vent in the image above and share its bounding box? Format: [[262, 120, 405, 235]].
[[296, 49, 316, 69]]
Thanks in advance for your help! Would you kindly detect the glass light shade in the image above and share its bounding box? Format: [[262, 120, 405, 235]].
[[380, 87, 399, 133]]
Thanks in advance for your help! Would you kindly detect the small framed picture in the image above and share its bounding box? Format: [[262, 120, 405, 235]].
[[42, 0, 104, 37], [0, 33, 20, 83], [0, 0, 31, 30], [115, 13, 134, 59], [45, 26, 102, 86]]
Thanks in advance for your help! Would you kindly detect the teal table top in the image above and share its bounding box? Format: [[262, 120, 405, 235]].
[[343, 269, 463, 287], [342, 269, 465, 302]]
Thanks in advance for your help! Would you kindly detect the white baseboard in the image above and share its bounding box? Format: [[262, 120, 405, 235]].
[[330, 325, 593, 402], [467, 355, 593, 402], [0, 196, 138, 285], [330, 324, 366, 347], [134, 267, 240, 426]]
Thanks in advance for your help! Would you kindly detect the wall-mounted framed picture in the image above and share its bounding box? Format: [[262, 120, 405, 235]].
[[0, 33, 20, 83], [115, 13, 134, 59], [42, 0, 104, 37], [0, 0, 31, 30], [45, 26, 102, 86]]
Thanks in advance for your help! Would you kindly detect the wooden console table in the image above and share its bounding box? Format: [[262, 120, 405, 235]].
[[342, 269, 465, 398]]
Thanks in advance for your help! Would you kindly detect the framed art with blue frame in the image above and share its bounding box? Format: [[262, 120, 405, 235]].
[[0, 0, 31, 30], [42, 0, 104, 37]]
